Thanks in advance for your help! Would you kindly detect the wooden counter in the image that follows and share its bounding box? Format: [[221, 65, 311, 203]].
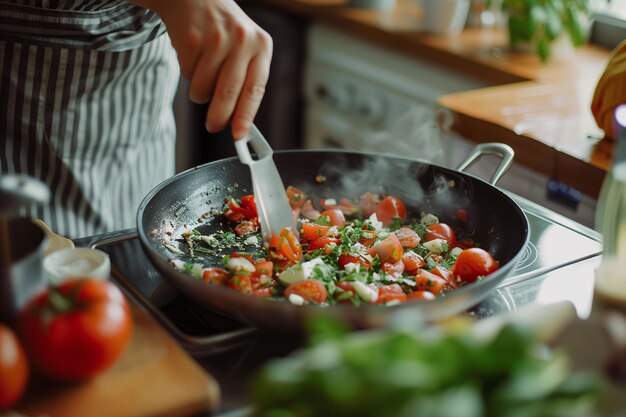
[[254, 0, 614, 198]]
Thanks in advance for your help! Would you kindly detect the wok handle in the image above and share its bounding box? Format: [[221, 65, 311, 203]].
[[456, 143, 514, 186]]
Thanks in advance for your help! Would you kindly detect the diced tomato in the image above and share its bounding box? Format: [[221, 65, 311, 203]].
[[252, 287, 274, 297], [300, 223, 330, 243], [359, 229, 377, 247], [335, 281, 355, 302], [227, 198, 256, 220], [358, 192, 380, 217], [284, 280, 328, 304], [286, 186, 307, 209], [338, 253, 371, 270], [407, 290, 436, 301], [227, 274, 253, 294], [269, 227, 302, 264], [414, 269, 448, 295], [395, 227, 420, 248], [381, 260, 405, 278], [456, 208, 468, 223], [320, 198, 360, 216], [367, 233, 403, 263], [253, 260, 274, 278], [300, 199, 320, 220], [202, 267, 231, 285], [451, 248, 499, 284], [425, 223, 457, 248], [373, 196, 406, 226], [401, 251, 426, 274], [319, 209, 346, 227], [224, 209, 246, 222], [230, 252, 255, 263], [240, 195, 257, 216], [307, 236, 341, 252], [377, 284, 407, 304], [234, 219, 259, 236], [430, 265, 454, 288]]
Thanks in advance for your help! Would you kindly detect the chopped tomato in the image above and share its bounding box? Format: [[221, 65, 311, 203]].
[[425, 223, 457, 248], [373, 196, 406, 226], [230, 252, 255, 263], [202, 267, 231, 284], [284, 280, 328, 304], [227, 274, 253, 294], [430, 265, 454, 288], [335, 281, 355, 302], [401, 251, 426, 274], [359, 229, 377, 247], [252, 287, 274, 297], [300, 199, 320, 220], [269, 228, 303, 264], [338, 253, 371, 270], [300, 223, 330, 243], [227, 198, 256, 220], [381, 260, 405, 278], [358, 192, 380, 217], [451, 248, 499, 284], [253, 260, 274, 278], [367, 233, 403, 263], [286, 186, 307, 209], [407, 290, 436, 301], [234, 219, 259, 236], [240, 195, 257, 216], [319, 209, 346, 227], [395, 227, 420, 248], [377, 284, 407, 304], [307, 236, 341, 252], [414, 269, 449, 295], [224, 209, 246, 222], [320, 197, 360, 216]]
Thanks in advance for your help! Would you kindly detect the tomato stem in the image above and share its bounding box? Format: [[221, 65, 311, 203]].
[[48, 285, 74, 313]]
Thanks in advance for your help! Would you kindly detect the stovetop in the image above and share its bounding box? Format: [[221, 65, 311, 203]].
[[74, 193, 603, 415]]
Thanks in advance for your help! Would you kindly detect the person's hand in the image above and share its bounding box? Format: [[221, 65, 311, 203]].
[[131, 0, 273, 139]]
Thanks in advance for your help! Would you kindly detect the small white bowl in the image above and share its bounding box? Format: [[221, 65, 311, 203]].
[[43, 248, 111, 284]]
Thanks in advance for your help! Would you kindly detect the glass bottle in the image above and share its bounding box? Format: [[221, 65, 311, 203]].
[[595, 104, 626, 260]]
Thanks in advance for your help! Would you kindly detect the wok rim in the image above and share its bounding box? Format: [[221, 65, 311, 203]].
[[137, 149, 530, 326]]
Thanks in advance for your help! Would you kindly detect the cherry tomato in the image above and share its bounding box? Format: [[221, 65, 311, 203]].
[[227, 198, 256, 220], [18, 278, 133, 381], [234, 219, 259, 236], [407, 290, 436, 301], [269, 228, 302, 264], [373, 196, 406, 226], [335, 281, 355, 303], [381, 260, 405, 278], [395, 227, 420, 248], [227, 274, 253, 294], [430, 265, 455, 288], [358, 229, 378, 247], [307, 236, 341, 252], [300, 223, 330, 243], [284, 280, 328, 304], [319, 209, 346, 227], [0, 324, 29, 410], [286, 186, 307, 209], [202, 267, 231, 284], [367, 233, 403, 263], [338, 253, 371, 270], [377, 284, 407, 304], [414, 269, 448, 295], [451, 248, 500, 284], [401, 251, 426, 274], [425, 223, 457, 248]]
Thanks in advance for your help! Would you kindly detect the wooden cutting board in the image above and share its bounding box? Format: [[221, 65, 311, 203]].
[[14, 303, 221, 417]]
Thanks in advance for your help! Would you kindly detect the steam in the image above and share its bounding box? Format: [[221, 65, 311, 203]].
[[315, 106, 472, 215]]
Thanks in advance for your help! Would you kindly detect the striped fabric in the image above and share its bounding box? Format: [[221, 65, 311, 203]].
[[0, 0, 180, 238]]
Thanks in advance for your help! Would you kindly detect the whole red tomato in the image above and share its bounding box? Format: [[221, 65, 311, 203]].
[[0, 324, 29, 410], [451, 248, 499, 284], [18, 278, 133, 381]]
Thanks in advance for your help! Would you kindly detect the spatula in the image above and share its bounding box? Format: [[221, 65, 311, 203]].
[[234, 125, 298, 245]]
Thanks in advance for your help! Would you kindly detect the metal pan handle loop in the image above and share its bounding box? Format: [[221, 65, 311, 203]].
[[456, 142, 514, 186]]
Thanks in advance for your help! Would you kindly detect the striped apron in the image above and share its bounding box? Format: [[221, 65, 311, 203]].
[[0, 0, 180, 238]]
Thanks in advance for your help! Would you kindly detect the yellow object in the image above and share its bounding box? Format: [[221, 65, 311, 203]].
[[592, 40, 626, 140]]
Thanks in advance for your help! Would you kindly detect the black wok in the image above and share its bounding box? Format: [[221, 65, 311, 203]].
[[137, 144, 529, 329]]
